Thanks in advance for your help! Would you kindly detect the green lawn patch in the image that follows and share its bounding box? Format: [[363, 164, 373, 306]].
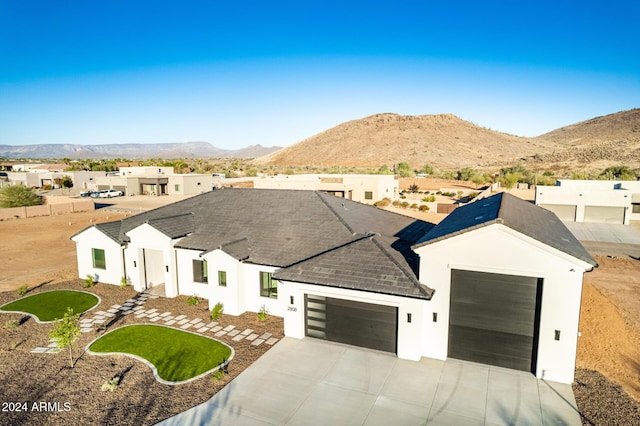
[[0, 290, 99, 322], [89, 325, 233, 383]]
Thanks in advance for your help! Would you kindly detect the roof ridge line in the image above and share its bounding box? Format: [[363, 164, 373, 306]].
[[279, 234, 370, 270], [314, 191, 356, 234], [369, 237, 434, 299], [146, 212, 194, 223], [218, 236, 249, 249]]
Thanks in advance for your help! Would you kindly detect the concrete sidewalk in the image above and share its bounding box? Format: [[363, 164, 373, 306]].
[[158, 338, 581, 425]]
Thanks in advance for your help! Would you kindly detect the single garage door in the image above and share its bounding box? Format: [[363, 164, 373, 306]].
[[448, 270, 542, 373], [539, 204, 576, 221], [305, 295, 397, 353], [584, 206, 625, 224]]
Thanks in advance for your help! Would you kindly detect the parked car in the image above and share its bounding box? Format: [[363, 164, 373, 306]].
[[79, 191, 92, 197], [98, 189, 124, 198], [89, 191, 101, 198]]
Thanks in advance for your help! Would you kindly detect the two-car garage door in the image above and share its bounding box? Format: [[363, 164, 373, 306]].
[[448, 269, 543, 373], [305, 295, 397, 353]]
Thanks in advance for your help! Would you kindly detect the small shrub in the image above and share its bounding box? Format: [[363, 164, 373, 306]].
[[441, 191, 455, 197], [400, 201, 410, 209], [373, 198, 391, 207], [408, 184, 419, 193], [410, 203, 419, 210], [419, 205, 430, 212], [257, 305, 268, 321], [5, 319, 20, 330], [210, 302, 224, 321], [391, 200, 401, 207], [9, 340, 20, 350], [187, 294, 200, 306], [422, 195, 436, 202], [119, 276, 129, 289], [17, 285, 28, 296], [83, 274, 96, 288], [467, 191, 480, 200], [212, 369, 225, 381], [101, 376, 120, 392]]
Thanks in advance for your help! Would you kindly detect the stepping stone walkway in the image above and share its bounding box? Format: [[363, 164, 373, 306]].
[[31, 290, 279, 353]]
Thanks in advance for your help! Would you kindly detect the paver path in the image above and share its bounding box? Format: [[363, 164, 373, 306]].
[[31, 290, 278, 353]]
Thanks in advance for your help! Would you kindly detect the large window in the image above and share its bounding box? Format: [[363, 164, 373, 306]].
[[92, 248, 106, 269], [260, 272, 277, 299], [218, 271, 227, 287], [193, 260, 208, 283]]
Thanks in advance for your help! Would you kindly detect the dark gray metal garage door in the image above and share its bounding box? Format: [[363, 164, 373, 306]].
[[449, 270, 542, 373], [305, 295, 397, 353]]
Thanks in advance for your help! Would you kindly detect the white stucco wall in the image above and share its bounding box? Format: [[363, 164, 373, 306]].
[[72, 227, 124, 285], [413, 223, 593, 384], [535, 185, 631, 224], [124, 224, 181, 297]]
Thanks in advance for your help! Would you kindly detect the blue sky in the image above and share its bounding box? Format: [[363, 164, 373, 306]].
[[1, 0, 638, 149]]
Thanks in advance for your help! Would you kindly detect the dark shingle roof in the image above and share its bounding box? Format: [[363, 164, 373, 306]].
[[274, 235, 434, 300], [80, 188, 435, 298], [413, 192, 598, 267], [146, 213, 195, 239], [94, 222, 123, 244]]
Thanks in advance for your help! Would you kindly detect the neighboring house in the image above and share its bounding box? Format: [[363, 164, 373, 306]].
[[535, 179, 640, 224], [94, 167, 213, 196], [72, 189, 596, 384], [223, 174, 399, 204]]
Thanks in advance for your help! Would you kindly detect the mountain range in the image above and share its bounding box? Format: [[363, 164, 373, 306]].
[[0, 142, 281, 160]]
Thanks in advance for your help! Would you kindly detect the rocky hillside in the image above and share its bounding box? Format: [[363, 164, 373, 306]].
[[256, 109, 640, 172], [256, 113, 556, 169]]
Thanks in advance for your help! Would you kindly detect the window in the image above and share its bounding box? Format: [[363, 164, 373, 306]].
[[260, 272, 277, 299], [364, 191, 373, 200], [218, 271, 227, 287], [633, 203, 640, 214], [174, 184, 180, 192], [193, 260, 208, 283], [92, 248, 106, 269]]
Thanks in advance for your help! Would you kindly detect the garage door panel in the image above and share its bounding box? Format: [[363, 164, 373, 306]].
[[584, 206, 625, 224], [449, 270, 542, 373], [305, 295, 397, 353], [539, 204, 576, 221], [449, 326, 533, 372]]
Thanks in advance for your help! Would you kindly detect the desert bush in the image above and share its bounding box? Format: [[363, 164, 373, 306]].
[[211, 302, 224, 321], [422, 195, 436, 202], [83, 274, 96, 288], [374, 198, 391, 207], [17, 285, 28, 296], [257, 305, 268, 321], [187, 294, 200, 306], [410, 203, 419, 210], [101, 376, 120, 392], [5, 319, 20, 330], [212, 369, 225, 381], [400, 201, 410, 209], [441, 191, 455, 197], [419, 205, 430, 212], [0, 185, 42, 208], [467, 191, 480, 199], [408, 184, 419, 193], [391, 200, 401, 207]]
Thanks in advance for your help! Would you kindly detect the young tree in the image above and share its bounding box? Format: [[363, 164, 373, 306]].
[[395, 162, 414, 178], [0, 185, 42, 208], [49, 308, 81, 368], [421, 164, 434, 175], [60, 175, 74, 191]]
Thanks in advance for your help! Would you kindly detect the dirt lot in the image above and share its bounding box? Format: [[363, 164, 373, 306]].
[[1, 201, 640, 424]]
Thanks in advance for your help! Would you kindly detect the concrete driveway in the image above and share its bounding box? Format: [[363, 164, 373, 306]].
[[564, 222, 640, 258], [158, 338, 581, 425]]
